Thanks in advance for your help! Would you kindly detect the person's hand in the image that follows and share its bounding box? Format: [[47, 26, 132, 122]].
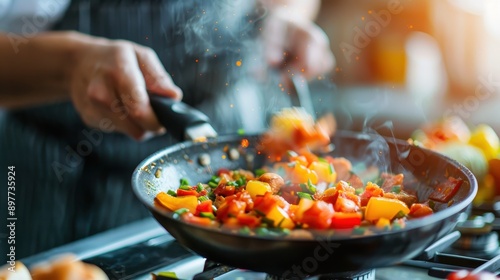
[[262, 9, 335, 80], [68, 33, 182, 140]]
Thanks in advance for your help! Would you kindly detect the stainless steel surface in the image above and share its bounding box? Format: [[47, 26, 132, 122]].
[[20, 217, 166, 269]]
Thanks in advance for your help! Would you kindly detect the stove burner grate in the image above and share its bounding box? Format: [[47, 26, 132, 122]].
[[192, 260, 376, 280]]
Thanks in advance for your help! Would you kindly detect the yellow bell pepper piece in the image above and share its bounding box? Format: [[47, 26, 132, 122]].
[[376, 218, 391, 229], [155, 192, 198, 213], [266, 205, 295, 229], [309, 161, 337, 183], [246, 180, 272, 199], [294, 198, 315, 222], [292, 162, 318, 185], [364, 197, 410, 222], [469, 124, 500, 160]]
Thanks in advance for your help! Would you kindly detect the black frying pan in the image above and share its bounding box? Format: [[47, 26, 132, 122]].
[[132, 98, 477, 277]]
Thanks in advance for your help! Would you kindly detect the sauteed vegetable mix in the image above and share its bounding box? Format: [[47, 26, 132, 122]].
[[154, 152, 462, 232], [153, 108, 463, 233]]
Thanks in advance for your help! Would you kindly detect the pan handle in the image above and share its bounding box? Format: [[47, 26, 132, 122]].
[[149, 95, 218, 141]]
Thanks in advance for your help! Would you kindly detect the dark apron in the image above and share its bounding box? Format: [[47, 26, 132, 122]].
[[0, 0, 288, 262]]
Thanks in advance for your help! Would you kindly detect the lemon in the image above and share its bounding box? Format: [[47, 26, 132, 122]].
[[468, 124, 500, 160]]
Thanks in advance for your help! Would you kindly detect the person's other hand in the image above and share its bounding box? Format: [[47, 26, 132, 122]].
[[262, 9, 335, 80], [69, 33, 182, 140]]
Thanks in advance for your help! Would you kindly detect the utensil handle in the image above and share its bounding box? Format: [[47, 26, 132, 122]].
[[149, 95, 211, 141], [291, 75, 316, 119]]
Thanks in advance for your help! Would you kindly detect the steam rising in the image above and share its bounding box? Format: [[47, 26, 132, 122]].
[[182, 0, 266, 58]]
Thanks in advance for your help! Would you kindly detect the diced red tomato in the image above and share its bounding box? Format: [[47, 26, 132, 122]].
[[359, 182, 384, 206], [234, 191, 254, 211], [237, 213, 261, 228], [409, 203, 434, 218], [333, 191, 360, 213], [336, 180, 355, 193], [300, 201, 334, 229], [320, 187, 338, 205], [217, 200, 247, 221], [429, 177, 463, 203], [331, 212, 362, 229], [213, 184, 236, 196], [254, 192, 280, 214], [195, 200, 213, 216], [198, 189, 208, 197]]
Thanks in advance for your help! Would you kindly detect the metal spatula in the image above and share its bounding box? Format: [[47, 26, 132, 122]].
[[285, 74, 316, 120]]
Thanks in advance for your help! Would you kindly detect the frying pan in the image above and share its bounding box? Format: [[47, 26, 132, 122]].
[[132, 98, 478, 277]]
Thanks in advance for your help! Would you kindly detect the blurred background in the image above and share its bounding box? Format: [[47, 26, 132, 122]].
[[310, 0, 500, 139]]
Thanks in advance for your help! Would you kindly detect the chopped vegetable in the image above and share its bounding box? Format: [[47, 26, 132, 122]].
[[155, 192, 198, 213], [331, 212, 362, 229], [364, 197, 410, 222], [300, 201, 334, 229], [246, 180, 272, 199], [309, 161, 337, 183], [429, 177, 463, 203], [154, 149, 447, 233]]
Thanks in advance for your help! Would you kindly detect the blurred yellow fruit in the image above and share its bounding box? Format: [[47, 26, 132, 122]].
[[468, 124, 500, 160], [473, 174, 496, 205]]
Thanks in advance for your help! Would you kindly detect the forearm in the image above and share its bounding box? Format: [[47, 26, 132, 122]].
[[0, 31, 84, 108]]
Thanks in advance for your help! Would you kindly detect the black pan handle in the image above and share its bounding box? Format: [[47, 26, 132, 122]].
[[149, 95, 216, 141]]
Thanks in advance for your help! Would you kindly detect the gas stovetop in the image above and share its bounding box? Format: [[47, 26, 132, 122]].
[[21, 209, 500, 280]]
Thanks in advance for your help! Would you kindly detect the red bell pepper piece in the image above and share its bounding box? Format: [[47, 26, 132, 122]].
[[330, 212, 362, 229], [429, 177, 463, 203]]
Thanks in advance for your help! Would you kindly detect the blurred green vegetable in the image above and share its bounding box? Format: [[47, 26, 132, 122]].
[[435, 142, 488, 182]]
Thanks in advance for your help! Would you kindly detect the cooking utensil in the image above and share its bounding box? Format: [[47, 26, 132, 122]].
[[286, 75, 316, 119], [132, 102, 478, 277]]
